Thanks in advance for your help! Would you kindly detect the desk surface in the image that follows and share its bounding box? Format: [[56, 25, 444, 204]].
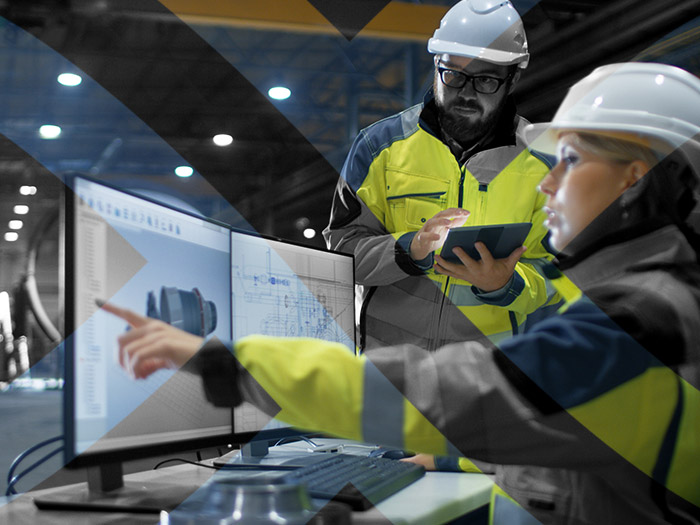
[[0, 441, 494, 525]]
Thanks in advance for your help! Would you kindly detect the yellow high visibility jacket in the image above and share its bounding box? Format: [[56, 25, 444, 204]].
[[324, 92, 557, 350], [196, 224, 700, 524]]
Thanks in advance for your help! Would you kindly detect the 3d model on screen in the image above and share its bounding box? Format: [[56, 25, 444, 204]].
[[146, 286, 217, 336]]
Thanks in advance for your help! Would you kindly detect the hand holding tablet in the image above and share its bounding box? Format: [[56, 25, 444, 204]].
[[439, 223, 532, 263]]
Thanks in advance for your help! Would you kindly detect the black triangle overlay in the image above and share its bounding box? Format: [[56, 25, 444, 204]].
[[329, 481, 376, 511], [308, 0, 392, 41]]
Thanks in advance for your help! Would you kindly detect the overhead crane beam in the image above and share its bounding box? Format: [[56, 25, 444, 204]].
[[159, 0, 448, 41]]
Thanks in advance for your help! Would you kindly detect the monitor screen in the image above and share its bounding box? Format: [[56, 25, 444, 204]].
[[230, 230, 355, 437], [64, 175, 234, 466]]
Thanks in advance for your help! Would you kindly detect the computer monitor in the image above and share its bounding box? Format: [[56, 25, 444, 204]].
[[63, 175, 234, 494], [58, 175, 356, 510], [228, 229, 355, 447]]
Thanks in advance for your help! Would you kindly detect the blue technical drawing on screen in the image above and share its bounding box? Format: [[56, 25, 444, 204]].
[[230, 231, 355, 434], [230, 231, 354, 350]]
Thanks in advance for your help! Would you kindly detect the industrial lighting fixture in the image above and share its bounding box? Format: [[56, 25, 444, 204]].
[[4, 232, 19, 242], [213, 134, 233, 147], [13, 205, 29, 215], [303, 228, 316, 239], [19, 186, 37, 196], [39, 125, 61, 139], [268, 86, 291, 100], [8, 220, 23, 230], [174, 165, 194, 178], [57, 73, 82, 86]]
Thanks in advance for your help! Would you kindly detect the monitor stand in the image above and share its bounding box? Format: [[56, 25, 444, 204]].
[[241, 439, 270, 458], [213, 439, 330, 471], [213, 440, 299, 469], [32, 462, 207, 514]]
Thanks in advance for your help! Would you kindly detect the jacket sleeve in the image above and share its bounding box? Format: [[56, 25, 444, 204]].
[[227, 298, 685, 479], [228, 330, 595, 464], [323, 131, 428, 286]]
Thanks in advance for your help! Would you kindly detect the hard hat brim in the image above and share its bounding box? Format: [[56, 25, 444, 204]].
[[524, 121, 685, 157], [428, 38, 529, 68], [523, 123, 557, 155]]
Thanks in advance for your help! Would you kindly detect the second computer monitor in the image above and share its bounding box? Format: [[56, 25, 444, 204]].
[[230, 230, 355, 435]]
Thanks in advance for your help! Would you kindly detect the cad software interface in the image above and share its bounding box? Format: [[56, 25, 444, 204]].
[[70, 177, 233, 456]]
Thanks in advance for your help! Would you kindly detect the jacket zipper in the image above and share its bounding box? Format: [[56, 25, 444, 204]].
[[434, 165, 467, 349]]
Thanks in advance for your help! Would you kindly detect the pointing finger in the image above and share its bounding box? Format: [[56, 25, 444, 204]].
[[97, 300, 150, 328]]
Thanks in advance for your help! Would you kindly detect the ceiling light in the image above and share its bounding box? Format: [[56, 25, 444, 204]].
[[39, 125, 61, 139], [303, 228, 316, 239], [57, 73, 82, 87], [8, 220, 23, 230], [4, 232, 19, 242], [13, 205, 29, 215], [268, 86, 291, 100], [174, 165, 194, 178], [19, 185, 37, 196], [213, 134, 233, 147]]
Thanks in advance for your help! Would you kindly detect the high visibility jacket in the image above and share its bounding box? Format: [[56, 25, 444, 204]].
[[323, 91, 556, 350], [196, 222, 700, 524]]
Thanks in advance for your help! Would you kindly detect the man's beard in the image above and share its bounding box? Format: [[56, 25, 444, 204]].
[[438, 101, 501, 151]]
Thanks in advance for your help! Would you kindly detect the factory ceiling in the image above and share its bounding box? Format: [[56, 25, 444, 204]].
[[0, 0, 699, 328]]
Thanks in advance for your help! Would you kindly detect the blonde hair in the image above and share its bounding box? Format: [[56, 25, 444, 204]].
[[566, 132, 660, 169]]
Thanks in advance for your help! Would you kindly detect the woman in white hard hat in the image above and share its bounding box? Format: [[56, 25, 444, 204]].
[[104, 62, 700, 524]]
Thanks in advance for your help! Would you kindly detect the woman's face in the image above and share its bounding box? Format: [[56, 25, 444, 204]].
[[538, 134, 645, 252]]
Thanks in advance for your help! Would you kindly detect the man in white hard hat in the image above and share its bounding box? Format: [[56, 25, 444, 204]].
[[323, 0, 557, 367]]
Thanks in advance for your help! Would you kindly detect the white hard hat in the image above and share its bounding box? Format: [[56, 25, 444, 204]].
[[428, 0, 529, 69], [524, 62, 700, 157]]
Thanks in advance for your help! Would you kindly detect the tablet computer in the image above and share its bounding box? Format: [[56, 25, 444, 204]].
[[440, 222, 532, 262]]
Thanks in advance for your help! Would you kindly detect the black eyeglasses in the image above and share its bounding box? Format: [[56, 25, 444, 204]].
[[437, 66, 511, 94]]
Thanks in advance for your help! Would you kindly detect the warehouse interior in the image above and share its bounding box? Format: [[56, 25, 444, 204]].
[[0, 0, 699, 497]]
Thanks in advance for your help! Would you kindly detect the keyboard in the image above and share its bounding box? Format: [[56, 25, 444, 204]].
[[279, 453, 425, 510]]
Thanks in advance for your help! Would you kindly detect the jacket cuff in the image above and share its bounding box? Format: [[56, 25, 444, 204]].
[[395, 232, 433, 275], [434, 456, 463, 472], [473, 272, 524, 307], [187, 337, 242, 408]]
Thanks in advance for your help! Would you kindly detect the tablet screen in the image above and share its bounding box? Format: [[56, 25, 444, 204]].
[[440, 223, 532, 262]]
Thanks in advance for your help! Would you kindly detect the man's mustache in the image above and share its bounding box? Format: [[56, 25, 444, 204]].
[[452, 99, 482, 112]]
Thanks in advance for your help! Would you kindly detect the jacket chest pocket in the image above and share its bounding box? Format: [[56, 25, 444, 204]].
[[385, 174, 449, 231]]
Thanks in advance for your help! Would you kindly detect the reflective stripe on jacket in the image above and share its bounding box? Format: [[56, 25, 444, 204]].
[[324, 93, 555, 350]]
